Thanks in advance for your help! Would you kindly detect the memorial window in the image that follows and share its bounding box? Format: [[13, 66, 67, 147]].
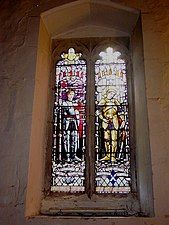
[[51, 39, 134, 198]]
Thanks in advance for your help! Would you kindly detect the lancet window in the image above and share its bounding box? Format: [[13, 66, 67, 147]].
[[51, 41, 132, 196]]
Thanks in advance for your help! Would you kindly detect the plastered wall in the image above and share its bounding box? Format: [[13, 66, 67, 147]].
[[0, 0, 169, 225]]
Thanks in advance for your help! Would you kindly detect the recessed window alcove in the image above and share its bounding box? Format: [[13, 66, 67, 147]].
[[26, 0, 154, 218]]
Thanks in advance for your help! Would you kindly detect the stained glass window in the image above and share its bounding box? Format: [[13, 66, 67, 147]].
[[51, 45, 131, 195], [51, 48, 86, 193], [95, 47, 131, 194]]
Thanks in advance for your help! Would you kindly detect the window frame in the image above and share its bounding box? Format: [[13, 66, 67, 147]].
[[41, 37, 140, 216]]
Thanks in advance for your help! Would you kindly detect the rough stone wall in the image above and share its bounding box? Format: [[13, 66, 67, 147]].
[[0, 0, 169, 225]]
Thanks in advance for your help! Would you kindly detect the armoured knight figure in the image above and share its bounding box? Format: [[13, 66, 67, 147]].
[[97, 89, 125, 162], [62, 89, 80, 162]]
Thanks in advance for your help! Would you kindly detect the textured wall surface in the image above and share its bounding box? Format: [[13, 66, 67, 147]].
[[0, 0, 169, 224]]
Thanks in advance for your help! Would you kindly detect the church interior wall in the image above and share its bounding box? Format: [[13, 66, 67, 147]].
[[0, 0, 169, 224]]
